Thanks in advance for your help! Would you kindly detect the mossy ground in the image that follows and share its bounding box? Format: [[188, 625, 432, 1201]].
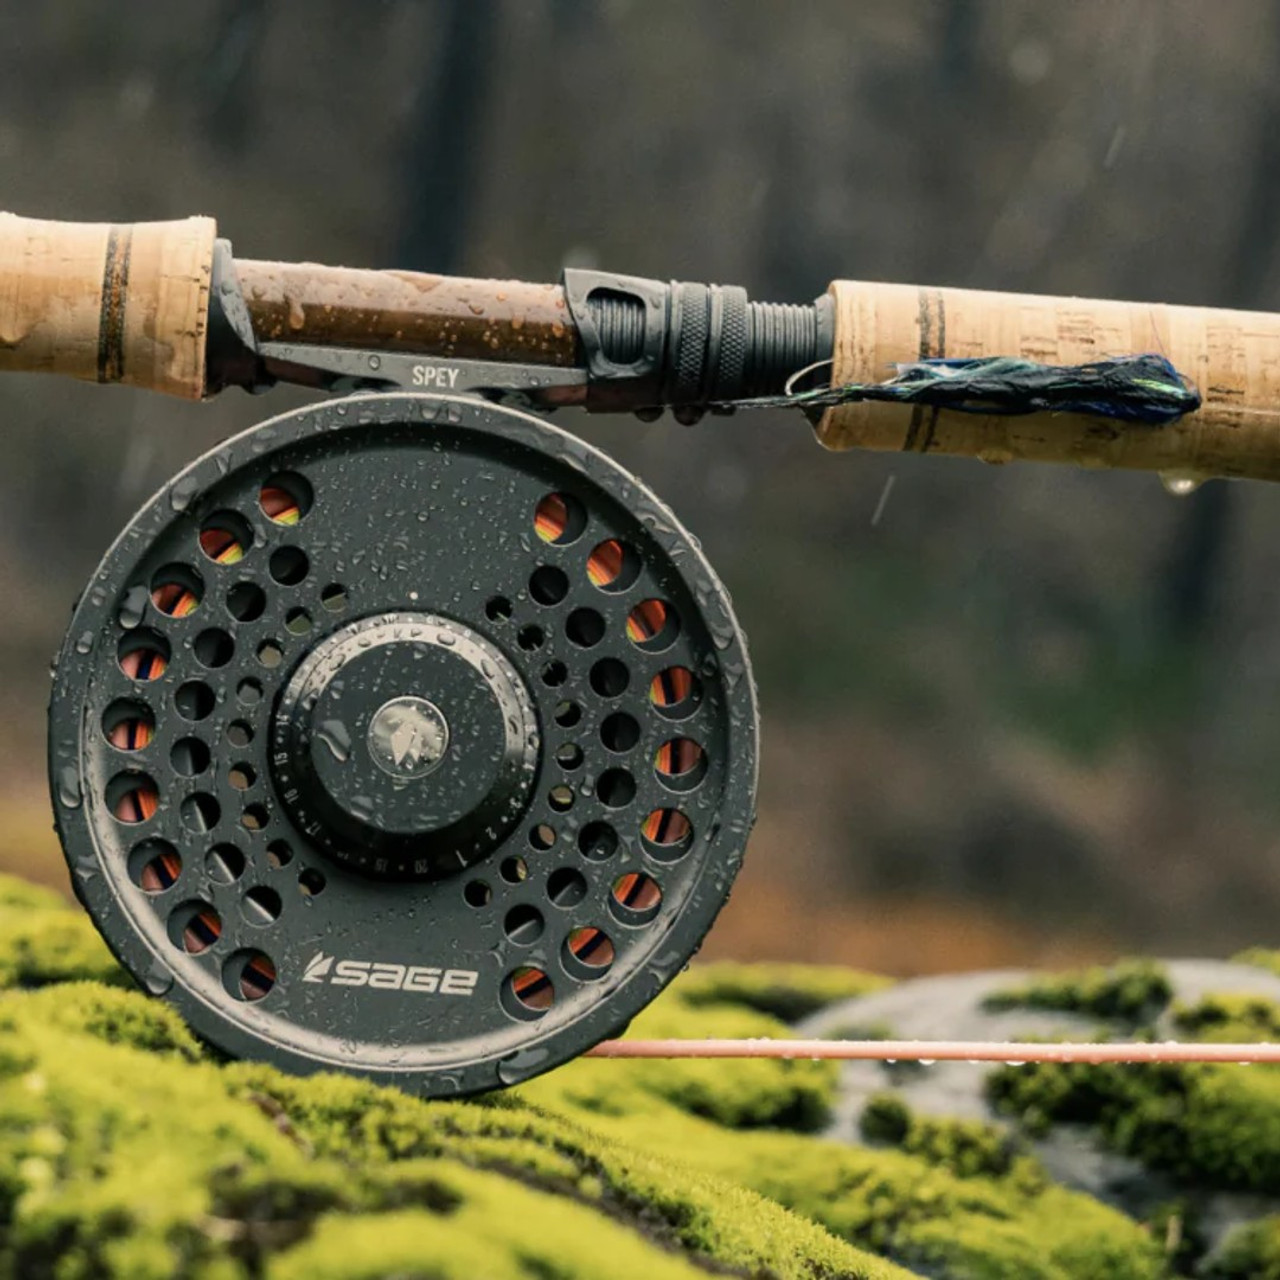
[[981, 963, 1280, 1203], [989, 1055, 1280, 1194], [983, 958, 1174, 1023], [0, 876, 900, 1280], [674, 961, 891, 1023], [0, 877, 1199, 1278], [1203, 1215, 1280, 1278]]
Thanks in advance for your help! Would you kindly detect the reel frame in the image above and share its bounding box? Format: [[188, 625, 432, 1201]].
[[50, 391, 758, 1095]]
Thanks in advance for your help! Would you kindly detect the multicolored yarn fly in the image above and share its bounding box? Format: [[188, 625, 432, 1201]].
[[731, 353, 1202, 427]]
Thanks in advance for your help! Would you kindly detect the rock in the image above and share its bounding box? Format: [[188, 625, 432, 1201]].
[[801, 958, 1280, 1275]]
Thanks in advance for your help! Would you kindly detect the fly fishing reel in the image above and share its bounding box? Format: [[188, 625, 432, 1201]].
[[51, 392, 757, 1095]]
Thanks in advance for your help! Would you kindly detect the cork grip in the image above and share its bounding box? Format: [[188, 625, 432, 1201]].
[[0, 212, 216, 400], [816, 280, 1280, 483]]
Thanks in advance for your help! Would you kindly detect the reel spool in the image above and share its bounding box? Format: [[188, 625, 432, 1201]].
[[50, 393, 757, 1096]]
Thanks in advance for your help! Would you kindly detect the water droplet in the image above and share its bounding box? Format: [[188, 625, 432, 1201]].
[[1159, 469, 1209, 497], [56, 768, 82, 810], [169, 475, 199, 512], [977, 447, 1015, 467], [118, 586, 149, 630], [496, 1046, 552, 1085], [144, 961, 174, 995], [315, 720, 352, 763]]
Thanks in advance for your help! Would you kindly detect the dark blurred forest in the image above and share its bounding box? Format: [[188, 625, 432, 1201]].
[[4, 0, 1280, 972]]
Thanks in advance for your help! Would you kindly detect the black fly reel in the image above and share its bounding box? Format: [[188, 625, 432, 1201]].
[[49, 393, 758, 1096]]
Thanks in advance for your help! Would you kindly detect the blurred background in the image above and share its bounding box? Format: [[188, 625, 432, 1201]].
[[3, 0, 1280, 974]]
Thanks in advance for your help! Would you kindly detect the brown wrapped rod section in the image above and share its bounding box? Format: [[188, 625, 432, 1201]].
[[816, 280, 1280, 484], [0, 212, 216, 400], [234, 259, 580, 368]]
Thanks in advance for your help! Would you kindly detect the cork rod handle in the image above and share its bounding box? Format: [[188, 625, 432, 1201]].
[[0, 212, 217, 400], [816, 280, 1280, 484]]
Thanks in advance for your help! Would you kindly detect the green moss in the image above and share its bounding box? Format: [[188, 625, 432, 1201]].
[[550, 984, 839, 1131], [0, 877, 1177, 1279], [526, 977, 1164, 1277], [539, 1097, 1163, 1280], [529, 1054, 1163, 1280], [21, 982, 205, 1059], [1233, 946, 1280, 979], [1174, 993, 1280, 1042], [983, 959, 1172, 1022], [989, 1056, 1280, 1193], [267, 1185, 713, 1280], [241, 1067, 898, 1279], [0, 971, 902, 1279], [0, 874, 127, 991], [860, 1093, 1033, 1182], [0, 875, 66, 911], [860, 1092, 913, 1144], [1144, 1199, 1206, 1276], [674, 961, 891, 1022], [1205, 1215, 1280, 1279]]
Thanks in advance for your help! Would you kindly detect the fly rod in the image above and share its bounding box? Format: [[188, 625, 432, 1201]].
[[8, 209, 1269, 1097], [3, 210, 1273, 488]]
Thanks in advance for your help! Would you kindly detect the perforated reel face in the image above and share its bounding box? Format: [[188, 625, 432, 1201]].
[[50, 393, 758, 1095]]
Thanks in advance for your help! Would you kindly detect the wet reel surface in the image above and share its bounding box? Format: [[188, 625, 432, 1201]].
[[50, 393, 757, 1095]]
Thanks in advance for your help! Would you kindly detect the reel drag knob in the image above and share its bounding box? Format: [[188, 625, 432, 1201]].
[[49, 393, 758, 1096], [271, 613, 539, 879]]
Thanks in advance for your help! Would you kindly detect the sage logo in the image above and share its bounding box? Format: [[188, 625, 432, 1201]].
[[303, 951, 478, 995], [367, 696, 450, 781]]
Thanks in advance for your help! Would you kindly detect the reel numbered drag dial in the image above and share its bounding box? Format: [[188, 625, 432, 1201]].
[[50, 393, 757, 1096]]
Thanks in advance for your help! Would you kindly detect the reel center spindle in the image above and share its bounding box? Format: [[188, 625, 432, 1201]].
[[271, 612, 539, 881]]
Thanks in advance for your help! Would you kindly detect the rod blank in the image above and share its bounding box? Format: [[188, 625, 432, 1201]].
[[587, 1037, 1280, 1064]]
